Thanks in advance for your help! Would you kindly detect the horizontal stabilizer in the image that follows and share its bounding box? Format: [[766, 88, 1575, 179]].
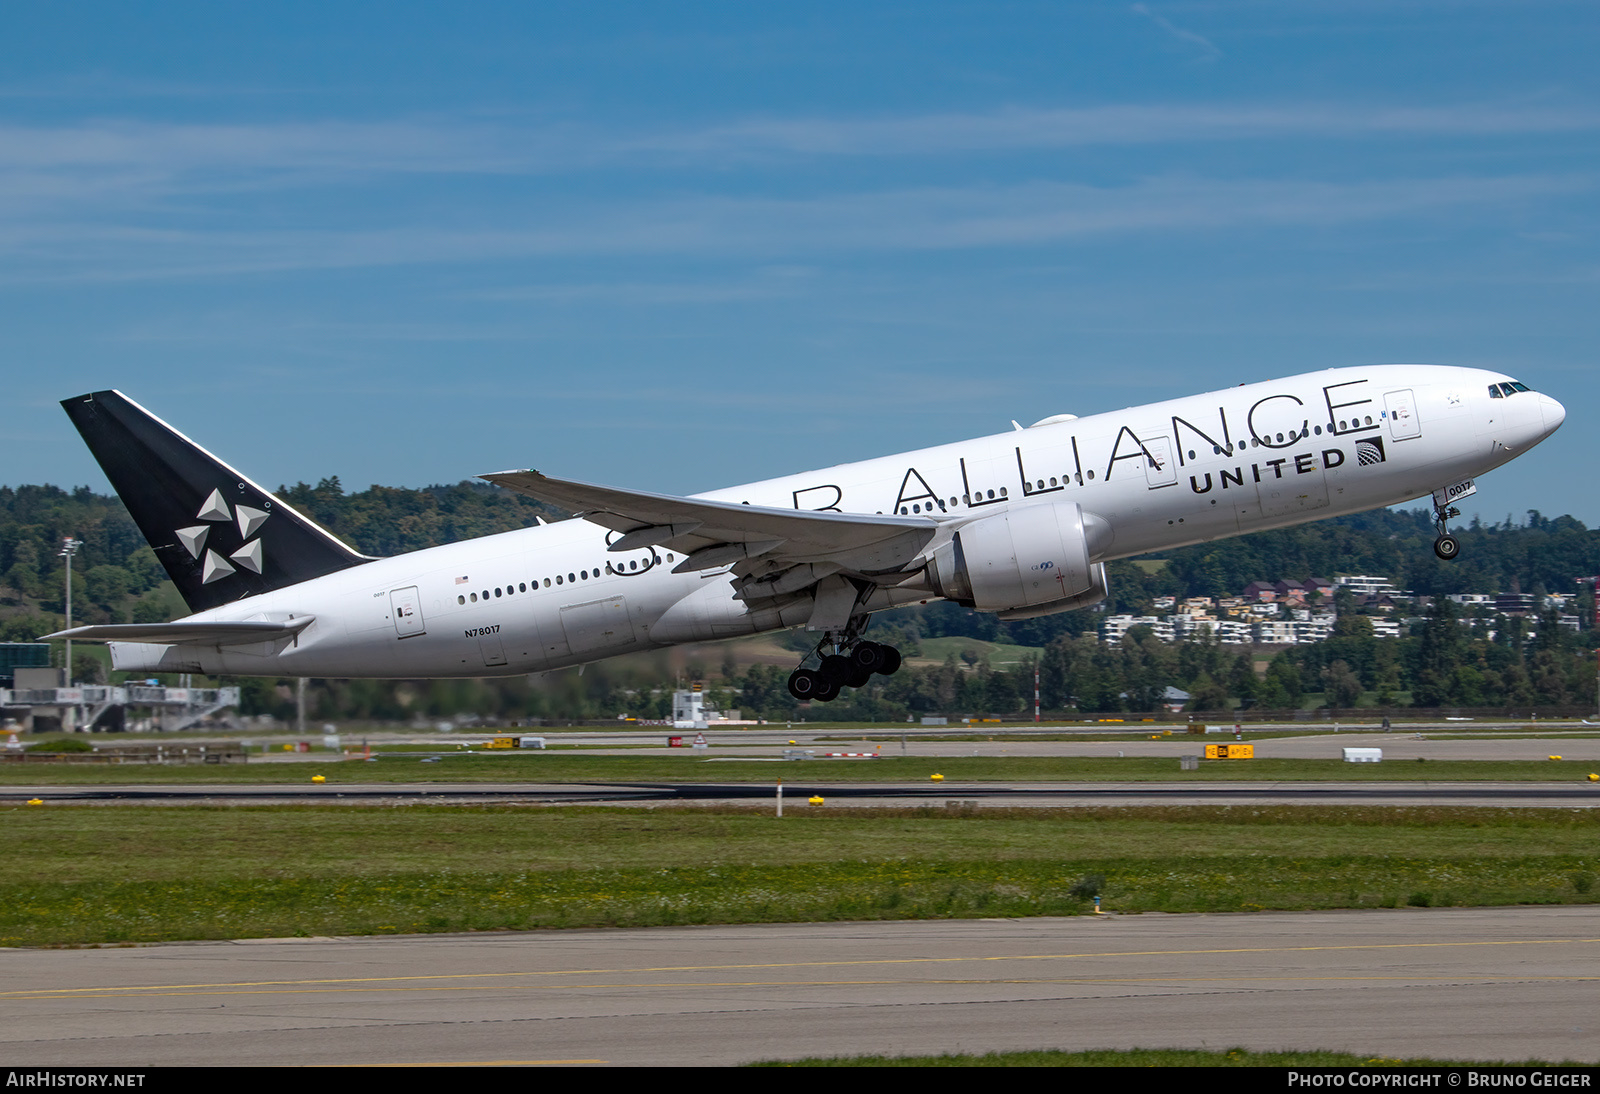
[[43, 617, 316, 646]]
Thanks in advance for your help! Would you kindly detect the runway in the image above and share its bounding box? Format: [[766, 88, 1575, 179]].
[[3, 779, 1597, 807], [2, 906, 1596, 1066]]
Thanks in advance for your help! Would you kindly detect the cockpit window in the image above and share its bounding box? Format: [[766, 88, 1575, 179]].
[[1492, 381, 1535, 399], [1489, 384, 1503, 399]]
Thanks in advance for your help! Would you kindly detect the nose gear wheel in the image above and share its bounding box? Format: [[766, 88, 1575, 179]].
[[1432, 496, 1462, 561]]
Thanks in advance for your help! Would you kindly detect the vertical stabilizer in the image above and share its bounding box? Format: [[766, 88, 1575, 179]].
[[62, 391, 372, 613]]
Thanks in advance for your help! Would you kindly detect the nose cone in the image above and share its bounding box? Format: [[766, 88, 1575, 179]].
[[1539, 393, 1566, 435]]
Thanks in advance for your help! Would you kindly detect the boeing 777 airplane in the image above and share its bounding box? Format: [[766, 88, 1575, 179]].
[[49, 365, 1564, 701]]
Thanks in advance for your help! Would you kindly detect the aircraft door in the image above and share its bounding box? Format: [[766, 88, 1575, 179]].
[[1141, 435, 1177, 489], [1385, 389, 1421, 441], [389, 586, 425, 639]]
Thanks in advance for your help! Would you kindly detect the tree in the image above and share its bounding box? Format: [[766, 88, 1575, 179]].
[[1323, 659, 1362, 708]]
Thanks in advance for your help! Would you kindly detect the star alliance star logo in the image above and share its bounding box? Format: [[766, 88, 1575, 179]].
[[175, 488, 271, 584]]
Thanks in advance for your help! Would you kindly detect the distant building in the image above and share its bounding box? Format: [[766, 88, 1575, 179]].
[[0, 644, 50, 689], [1336, 575, 1397, 597], [1493, 593, 1538, 615]]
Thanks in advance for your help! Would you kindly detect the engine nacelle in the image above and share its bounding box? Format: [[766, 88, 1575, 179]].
[[926, 501, 1112, 614], [996, 561, 1109, 620]]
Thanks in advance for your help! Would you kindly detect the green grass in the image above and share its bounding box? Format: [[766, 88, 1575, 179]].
[[909, 636, 1044, 666], [1, 805, 1595, 946], [747, 1047, 1589, 1067], [2, 753, 1598, 784]]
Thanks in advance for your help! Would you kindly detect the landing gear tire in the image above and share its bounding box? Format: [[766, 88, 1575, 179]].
[[819, 654, 854, 683], [1433, 534, 1460, 561], [795, 628, 905, 703], [850, 641, 902, 676], [877, 645, 902, 676], [787, 669, 824, 701], [849, 642, 887, 674]]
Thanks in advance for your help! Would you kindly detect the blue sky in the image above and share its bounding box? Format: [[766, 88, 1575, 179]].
[[4, 2, 1597, 529]]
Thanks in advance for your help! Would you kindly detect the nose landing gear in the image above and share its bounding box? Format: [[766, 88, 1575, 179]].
[[1430, 480, 1478, 561], [786, 622, 902, 702], [1433, 498, 1461, 561]]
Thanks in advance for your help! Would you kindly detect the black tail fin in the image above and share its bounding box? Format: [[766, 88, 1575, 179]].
[[62, 391, 372, 613]]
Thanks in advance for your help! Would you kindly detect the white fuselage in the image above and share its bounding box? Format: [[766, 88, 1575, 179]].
[[110, 365, 1564, 678]]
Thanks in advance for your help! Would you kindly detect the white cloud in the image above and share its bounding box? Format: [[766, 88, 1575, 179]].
[[0, 172, 1582, 283], [0, 100, 1592, 211], [1131, 3, 1223, 62]]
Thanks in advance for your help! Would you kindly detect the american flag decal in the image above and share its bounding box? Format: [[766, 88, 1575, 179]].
[[455, 575, 469, 584]]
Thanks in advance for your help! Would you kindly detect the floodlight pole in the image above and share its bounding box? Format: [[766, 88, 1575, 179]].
[[58, 537, 83, 686]]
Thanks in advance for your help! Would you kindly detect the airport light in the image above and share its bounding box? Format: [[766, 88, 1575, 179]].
[[58, 537, 83, 685]]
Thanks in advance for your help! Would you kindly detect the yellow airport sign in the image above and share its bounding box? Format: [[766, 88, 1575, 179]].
[[1205, 744, 1254, 760]]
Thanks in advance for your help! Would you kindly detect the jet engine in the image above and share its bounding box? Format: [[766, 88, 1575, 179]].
[[925, 500, 1112, 617]]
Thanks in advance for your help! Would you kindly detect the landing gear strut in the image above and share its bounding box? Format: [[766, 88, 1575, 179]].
[[786, 619, 902, 702], [1433, 497, 1461, 561]]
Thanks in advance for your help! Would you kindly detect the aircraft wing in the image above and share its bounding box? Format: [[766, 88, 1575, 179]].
[[42, 618, 316, 646], [481, 469, 942, 610]]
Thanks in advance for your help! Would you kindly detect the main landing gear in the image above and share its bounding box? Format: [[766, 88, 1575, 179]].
[[787, 626, 903, 702], [1433, 497, 1462, 561]]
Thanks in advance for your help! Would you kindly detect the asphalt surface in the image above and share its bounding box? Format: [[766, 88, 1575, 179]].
[[2, 779, 1599, 808], [7, 729, 1600, 807], [2, 906, 1595, 1066]]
